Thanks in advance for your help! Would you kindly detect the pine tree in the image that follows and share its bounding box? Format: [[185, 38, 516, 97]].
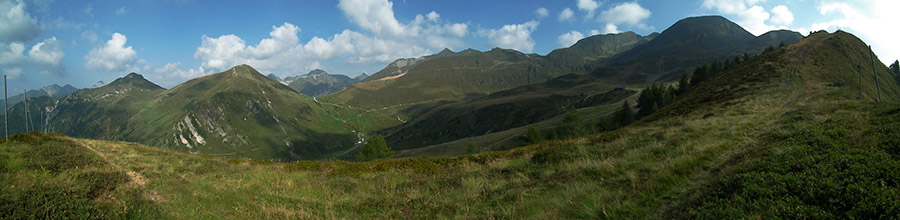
[[356, 135, 392, 161], [677, 73, 691, 95], [890, 60, 900, 75], [614, 100, 634, 127], [526, 126, 543, 144]]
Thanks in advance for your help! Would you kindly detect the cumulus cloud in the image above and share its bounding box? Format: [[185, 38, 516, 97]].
[[534, 7, 549, 18], [478, 20, 539, 52], [589, 29, 601, 36], [577, 0, 601, 19], [158, 0, 470, 86], [193, 22, 434, 76], [0, 42, 25, 66], [557, 30, 584, 47], [701, 0, 791, 35], [602, 23, 620, 34], [85, 33, 138, 71], [0, 37, 65, 78], [770, 5, 793, 25], [247, 23, 300, 59], [558, 8, 574, 22], [338, 0, 408, 38], [0, 0, 43, 42], [808, 1, 900, 65], [599, 2, 651, 31], [426, 11, 440, 21], [28, 37, 65, 75]]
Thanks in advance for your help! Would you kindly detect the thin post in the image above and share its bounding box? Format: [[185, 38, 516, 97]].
[[23, 89, 28, 132], [869, 45, 882, 102], [3, 75, 6, 142]]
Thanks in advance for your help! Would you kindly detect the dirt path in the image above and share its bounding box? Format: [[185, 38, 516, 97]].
[[66, 137, 164, 202]]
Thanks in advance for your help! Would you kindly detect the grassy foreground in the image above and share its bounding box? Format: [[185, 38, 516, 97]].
[[2, 31, 899, 219], [2, 87, 898, 218]]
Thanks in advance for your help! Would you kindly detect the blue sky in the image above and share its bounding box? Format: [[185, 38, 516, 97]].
[[0, 0, 896, 91]]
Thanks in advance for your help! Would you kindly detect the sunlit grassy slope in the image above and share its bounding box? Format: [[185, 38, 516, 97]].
[[3, 31, 899, 219]]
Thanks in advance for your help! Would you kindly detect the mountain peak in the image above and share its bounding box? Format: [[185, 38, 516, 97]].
[[109, 72, 162, 90], [438, 48, 455, 55], [306, 69, 328, 75], [124, 72, 143, 79]]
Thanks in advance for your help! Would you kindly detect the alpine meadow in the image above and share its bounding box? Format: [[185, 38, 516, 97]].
[[2, 0, 900, 219]]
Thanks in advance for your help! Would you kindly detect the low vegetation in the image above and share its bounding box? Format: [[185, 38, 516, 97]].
[[1, 29, 897, 219]]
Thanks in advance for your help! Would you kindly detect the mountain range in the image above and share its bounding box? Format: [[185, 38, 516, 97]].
[[0, 16, 860, 161], [267, 69, 367, 97], [0, 84, 78, 108], [4, 25, 899, 218]]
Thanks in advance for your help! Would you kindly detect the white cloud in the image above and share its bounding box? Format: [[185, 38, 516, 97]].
[[3, 67, 22, 79], [85, 33, 138, 71], [770, 5, 793, 25], [153, 62, 205, 81], [478, 20, 539, 52], [534, 7, 549, 18], [577, 0, 601, 18], [116, 6, 128, 16], [426, 11, 440, 21], [194, 34, 246, 71], [808, 1, 900, 65], [602, 23, 620, 34], [701, 0, 793, 35], [599, 2, 651, 27], [589, 29, 601, 36], [0, 42, 25, 66], [0, 0, 43, 42], [28, 37, 64, 75], [557, 30, 584, 47], [338, 0, 408, 38], [247, 23, 300, 59], [558, 8, 574, 22], [158, 0, 470, 86]]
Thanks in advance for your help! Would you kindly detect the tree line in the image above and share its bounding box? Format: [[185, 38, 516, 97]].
[[525, 52, 756, 144]]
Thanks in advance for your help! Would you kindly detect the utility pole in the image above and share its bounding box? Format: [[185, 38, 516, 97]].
[[3, 75, 6, 142], [23, 89, 29, 132], [869, 45, 882, 102]]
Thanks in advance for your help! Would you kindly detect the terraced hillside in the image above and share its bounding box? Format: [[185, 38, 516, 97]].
[[3, 30, 897, 219]]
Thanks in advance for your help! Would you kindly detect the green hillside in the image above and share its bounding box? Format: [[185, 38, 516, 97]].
[[384, 74, 632, 150], [323, 32, 654, 122], [1, 65, 359, 161], [3, 30, 898, 218], [594, 16, 802, 85]]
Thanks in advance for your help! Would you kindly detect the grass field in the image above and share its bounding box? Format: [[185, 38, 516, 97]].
[[2, 31, 898, 219]]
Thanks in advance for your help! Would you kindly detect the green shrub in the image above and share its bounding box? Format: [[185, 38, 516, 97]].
[[356, 135, 393, 162]]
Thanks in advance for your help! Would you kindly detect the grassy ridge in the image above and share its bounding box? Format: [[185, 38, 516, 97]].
[[2, 31, 898, 218], [0, 133, 163, 219]]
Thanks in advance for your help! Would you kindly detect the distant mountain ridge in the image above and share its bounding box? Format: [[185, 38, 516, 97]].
[[268, 69, 364, 97], [2, 66, 357, 161], [1, 84, 79, 107]]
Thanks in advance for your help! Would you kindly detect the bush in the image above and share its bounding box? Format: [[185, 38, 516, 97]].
[[356, 135, 393, 162]]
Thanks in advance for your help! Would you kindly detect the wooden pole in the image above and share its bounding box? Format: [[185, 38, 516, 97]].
[[869, 45, 882, 102], [3, 75, 6, 142], [23, 89, 28, 132]]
